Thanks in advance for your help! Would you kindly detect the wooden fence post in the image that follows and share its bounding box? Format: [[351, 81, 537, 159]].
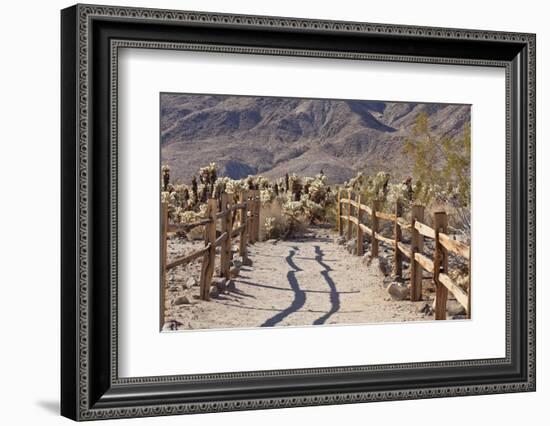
[[371, 200, 380, 258], [410, 205, 425, 301], [248, 192, 256, 244], [356, 193, 364, 256], [254, 190, 260, 243], [239, 191, 248, 262], [467, 246, 471, 319], [220, 193, 232, 279], [199, 198, 217, 300], [346, 190, 352, 240], [337, 190, 342, 235], [160, 202, 168, 329], [393, 200, 403, 277], [255, 189, 261, 242], [433, 211, 449, 320]]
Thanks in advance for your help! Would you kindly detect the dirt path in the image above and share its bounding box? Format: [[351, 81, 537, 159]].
[[164, 228, 430, 331]]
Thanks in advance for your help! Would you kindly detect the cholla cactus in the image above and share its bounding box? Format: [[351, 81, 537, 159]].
[[174, 208, 201, 224], [172, 184, 190, 208], [199, 162, 217, 184], [282, 200, 303, 220], [288, 173, 302, 201], [256, 176, 270, 189], [386, 182, 410, 205], [161, 164, 170, 191], [346, 172, 365, 191], [260, 188, 275, 205], [264, 216, 276, 239], [306, 173, 330, 205], [225, 178, 247, 195], [301, 194, 323, 222]]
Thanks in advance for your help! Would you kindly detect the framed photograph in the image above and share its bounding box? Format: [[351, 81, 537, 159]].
[[61, 4, 536, 421]]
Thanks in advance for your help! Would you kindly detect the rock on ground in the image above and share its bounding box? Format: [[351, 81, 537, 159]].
[[386, 282, 410, 301], [184, 277, 197, 289], [172, 295, 193, 306]]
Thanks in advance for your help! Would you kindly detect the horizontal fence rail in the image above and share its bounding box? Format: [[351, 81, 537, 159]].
[[337, 189, 471, 320], [159, 190, 261, 327]]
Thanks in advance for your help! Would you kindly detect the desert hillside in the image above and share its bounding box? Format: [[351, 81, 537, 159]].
[[160, 93, 470, 184]]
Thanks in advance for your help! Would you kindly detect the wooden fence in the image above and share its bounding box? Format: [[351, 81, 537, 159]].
[[160, 190, 261, 326], [337, 190, 471, 320]]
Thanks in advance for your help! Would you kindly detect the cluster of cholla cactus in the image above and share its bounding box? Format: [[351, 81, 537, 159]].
[[344, 171, 415, 207], [161, 163, 334, 226], [343, 170, 470, 236], [267, 172, 334, 223], [161, 162, 337, 240], [258, 171, 335, 238]]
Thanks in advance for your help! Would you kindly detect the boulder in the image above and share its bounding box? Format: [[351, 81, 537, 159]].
[[184, 277, 197, 289], [226, 280, 236, 292], [230, 266, 240, 278], [417, 302, 433, 315], [233, 254, 253, 267], [383, 275, 394, 285], [386, 282, 410, 301], [209, 285, 219, 299], [335, 236, 346, 246], [211, 277, 227, 292], [447, 300, 467, 317], [172, 295, 193, 306], [378, 257, 390, 276], [431, 299, 466, 317]]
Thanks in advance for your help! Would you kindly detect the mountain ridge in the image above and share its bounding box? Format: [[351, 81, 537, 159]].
[[160, 94, 470, 184]]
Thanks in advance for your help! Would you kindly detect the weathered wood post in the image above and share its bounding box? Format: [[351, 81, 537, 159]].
[[393, 200, 403, 277], [160, 202, 168, 329], [433, 211, 449, 320], [346, 190, 352, 240], [220, 193, 232, 279], [199, 198, 218, 300], [255, 189, 261, 242], [410, 205, 425, 301], [356, 193, 364, 256], [254, 189, 260, 243], [337, 189, 342, 235], [248, 192, 256, 244], [467, 246, 471, 319], [239, 191, 248, 262], [371, 200, 381, 258]]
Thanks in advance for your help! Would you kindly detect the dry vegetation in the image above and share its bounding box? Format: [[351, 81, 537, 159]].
[[161, 113, 471, 243]]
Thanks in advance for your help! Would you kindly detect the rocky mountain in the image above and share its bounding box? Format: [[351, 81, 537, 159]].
[[160, 93, 470, 184]]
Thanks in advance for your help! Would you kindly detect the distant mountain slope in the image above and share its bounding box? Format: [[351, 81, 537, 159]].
[[160, 93, 470, 184]]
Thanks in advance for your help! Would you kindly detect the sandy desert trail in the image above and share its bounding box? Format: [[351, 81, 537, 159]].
[[165, 229, 428, 331]]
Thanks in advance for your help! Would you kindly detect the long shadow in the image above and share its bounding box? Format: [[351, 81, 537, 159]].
[[215, 301, 362, 315], [261, 247, 305, 327], [312, 245, 341, 325], [236, 278, 359, 295]]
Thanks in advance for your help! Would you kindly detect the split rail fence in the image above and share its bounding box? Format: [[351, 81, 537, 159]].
[[160, 190, 261, 326], [337, 190, 471, 320]]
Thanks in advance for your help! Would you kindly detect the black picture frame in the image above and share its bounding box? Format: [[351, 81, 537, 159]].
[[61, 4, 536, 421]]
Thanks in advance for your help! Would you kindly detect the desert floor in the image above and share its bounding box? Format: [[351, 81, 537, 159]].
[[163, 227, 440, 331]]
